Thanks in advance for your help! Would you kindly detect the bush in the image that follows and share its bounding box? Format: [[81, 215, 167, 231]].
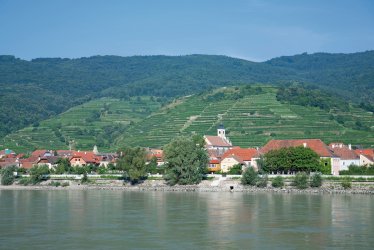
[[228, 164, 242, 175], [339, 165, 374, 175], [61, 182, 70, 187], [256, 175, 268, 188], [310, 173, 323, 187], [272, 176, 284, 188], [49, 181, 61, 187], [293, 172, 308, 189], [241, 167, 258, 186], [1, 167, 16, 185], [81, 172, 89, 183], [19, 178, 31, 186], [341, 177, 352, 189], [30, 165, 50, 185]]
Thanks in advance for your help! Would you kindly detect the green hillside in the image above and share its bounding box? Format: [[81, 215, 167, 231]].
[[1, 51, 373, 139], [2, 85, 373, 152], [115, 86, 374, 149], [1, 97, 162, 152]]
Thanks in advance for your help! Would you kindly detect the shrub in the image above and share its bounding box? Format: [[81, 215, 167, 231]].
[[49, 181, 61, 187], [341, 177, 352, 189], [81, 172, 89, 183], [339, 165, 374, 175], [19, 178, 31, 186], [241, 167, 258, 186], [30, 165, 50, 185], [61, 182, 70, 187], [1, 167, 16, 185], [293, 172, 308, 189], [229, 164, 242, 175], [256, 175, 268, 188], [272, 176, 284, 188], [310, 173, 323, 187]]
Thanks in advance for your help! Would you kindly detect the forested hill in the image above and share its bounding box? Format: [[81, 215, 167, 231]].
[[266, 51, 374, 102], [0, 51, 373, 139]]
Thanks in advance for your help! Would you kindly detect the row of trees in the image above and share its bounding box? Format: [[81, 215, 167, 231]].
[[116, 135, 208, 185], [259, 146, 324, 174]]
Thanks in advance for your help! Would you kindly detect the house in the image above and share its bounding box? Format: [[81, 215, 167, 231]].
[[0, 157, 19, 168], [19, 156, 39, 169], [56, 150, 75, 158], [0, 149, 16, 159], [204, 125, 232, 156], [329, 143, 360, 171], [220, 147, 258, 173], [354, 149, 374, 166], [99, 153, 117, 167], [146, 148, 164, 166], [69, 151, 102, 167], [207, 149, 221, 173], [31, 149, 53, 158], [35, 156, 60, 170], [260, 139, 340, 175]]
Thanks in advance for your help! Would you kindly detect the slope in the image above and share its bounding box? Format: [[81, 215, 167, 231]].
[[114, 85, 374, 149], [1, 97, 162, 152], [1, 51, 374, 139]]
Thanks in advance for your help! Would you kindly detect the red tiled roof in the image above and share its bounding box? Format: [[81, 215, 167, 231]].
[[0, 158, 18, 168], [331, 147, 359, 160], [71, 151, 102, 164], [146, 149, 164, 161], [31, 150, 48, 157], [19, 156, 39, 169], [355, 149, 374, 157], [261, 139, 333, 157], [205, 136, 232, 147], [355, 149, 374, 161], [209, 159, 220, 164], [221, 147, 258, 162]]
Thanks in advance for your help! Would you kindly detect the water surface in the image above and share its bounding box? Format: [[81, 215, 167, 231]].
[[0, 190, 373, 249]]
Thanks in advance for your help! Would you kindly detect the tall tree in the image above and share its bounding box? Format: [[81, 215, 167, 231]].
[[117, 147, 147, 184], [164, 136, 208, 185]]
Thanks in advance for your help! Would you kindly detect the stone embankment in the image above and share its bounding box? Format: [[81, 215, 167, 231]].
[[1, 179, 373, 194]]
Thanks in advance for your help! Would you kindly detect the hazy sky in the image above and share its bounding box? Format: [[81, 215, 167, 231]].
[[1, 0, 373, 61]]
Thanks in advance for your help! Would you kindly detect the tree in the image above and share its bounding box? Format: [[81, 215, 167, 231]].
[[293, 172, 308, 189], [1, 166, 16, 185], [163, 136, 208, 185], [263, 146, 320, 173], [241, 167, 258, 186], [310, 173, 322, 187], [54, 158, 71, 174], [117, 147, 147, 184], [271, 176, 284, 188], [30, 165, 50, 185], [228, 164, 242, 175]]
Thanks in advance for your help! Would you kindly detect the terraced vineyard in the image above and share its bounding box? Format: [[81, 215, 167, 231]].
[[1, 97, 162, 152], [2, 86, 373, 152], [115, 86, 374, 148]]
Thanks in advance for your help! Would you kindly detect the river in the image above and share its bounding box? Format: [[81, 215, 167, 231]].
[[0, 190, 373, 249]]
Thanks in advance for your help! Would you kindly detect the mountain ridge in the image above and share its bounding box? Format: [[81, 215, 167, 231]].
[[0, 51, 373, 139]]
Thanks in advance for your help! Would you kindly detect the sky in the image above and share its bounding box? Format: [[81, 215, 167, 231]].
[[0, 0, 373, 62]]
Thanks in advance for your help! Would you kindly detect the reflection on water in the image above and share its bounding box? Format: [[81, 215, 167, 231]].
[[0, 190, 373, 249]]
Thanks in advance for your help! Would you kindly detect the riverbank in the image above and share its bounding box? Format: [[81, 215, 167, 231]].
[[1, 179, 373, 194]]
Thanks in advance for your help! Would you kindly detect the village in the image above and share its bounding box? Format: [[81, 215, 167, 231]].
[[0, 125, 373, 176]]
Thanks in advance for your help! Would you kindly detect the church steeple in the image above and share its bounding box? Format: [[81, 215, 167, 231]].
[[217, 124, 226, 139]]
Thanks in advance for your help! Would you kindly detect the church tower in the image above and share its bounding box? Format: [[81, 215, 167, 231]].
[[217, 124, 226, 139]]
